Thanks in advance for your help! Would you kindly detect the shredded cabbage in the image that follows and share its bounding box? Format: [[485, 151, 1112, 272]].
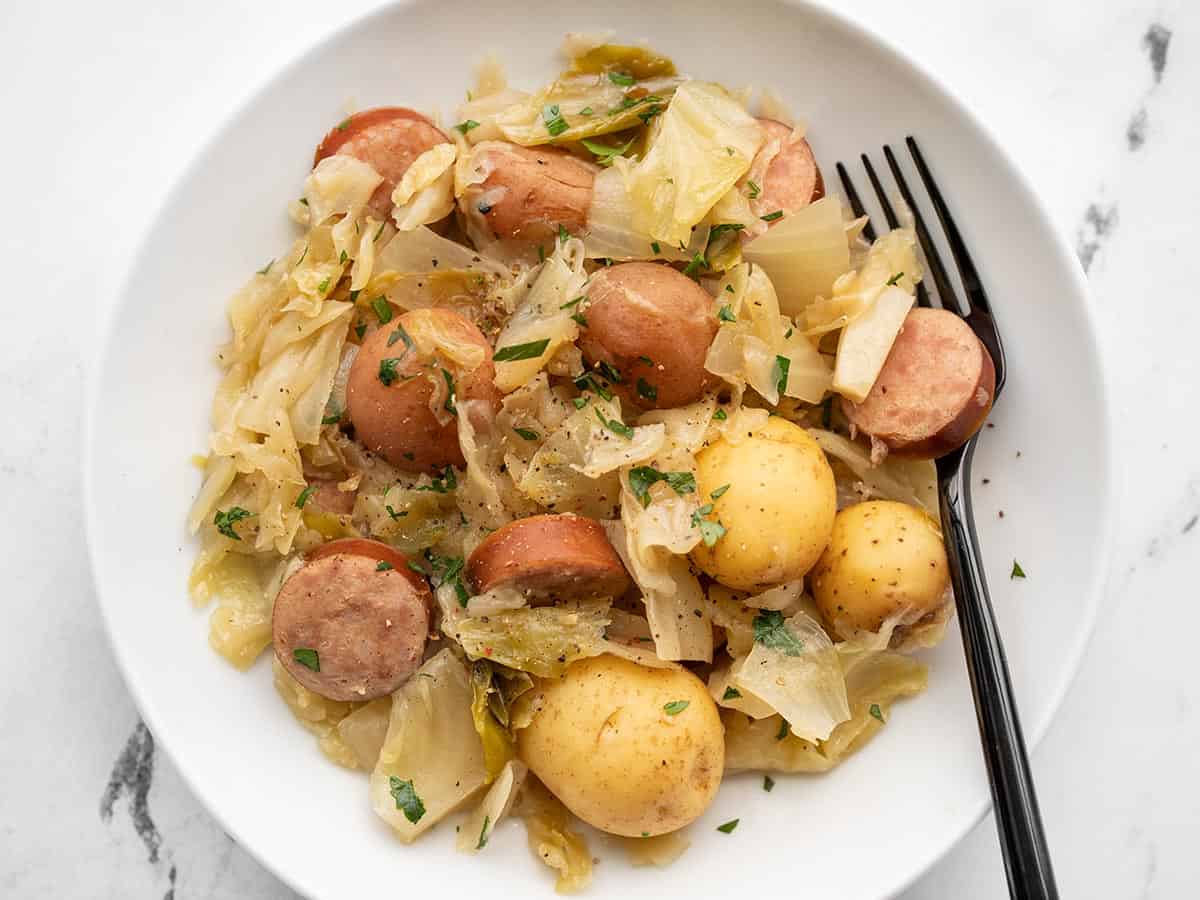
[[743, 196, 852, 317], [447, 600, 613, 677], [517, 778, 594, 893], [457, 760, 528, 853], [390, 143, 457, 231], [807, 428, 938, 514]]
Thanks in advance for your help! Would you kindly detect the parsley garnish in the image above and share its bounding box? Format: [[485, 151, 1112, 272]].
[[697, 519, 726, 547], [372, 296, 392, 324], [574, 373, 613, 401], [716, 819, 739, 834], [354, 322, 366, 340], [292, 648, 320, 672], [572, 396, 588, 410], [378, 357, 406, 386], [256, 259, 274, 276], [608, 71, 635, 86], [476, 815, 491, 850], [213, 507, 252, 541], [442, 368, 457, 415], [713, 408, 728, 421], [760, 210, 784, 222], [869, 703, 885, 723], [663, 700, 689, 715], [776, 719, 790, 740], [376, 560, 394, 572], [387, 326, 413, 352], [579, 106, 593, 116], [774, 355, 790, 396], [650, 241, 661, 254], [595, 407, 634, 439], [752, 610, 804, 657], [558, 223, 571, 244], [682, 252, 709, 280], [297, 245, 308, 265], [454, 119, 480, 134], [1011, 560, 1026, 579], [581, 136, 634, 166], [321, 405, 342, 425], [422, 550, 470, 607], [317, 277, 331, 295], [374, 221, 386, 242], [335, 117, 351, 131], [886, 271, 904, 286], [415, 466, 458, 494], [722, 686, 742, 700], [559, 296, 584, 309], [763, 775, 775, 792], [339, 250, 348, 264], [542, 103, 569, 137], [386, 505, 407, 521], [388, 777, 426, 824], [514, 427, 540, 441], [711, 483, 730, 499], [571, 311, 588, 327], [494, 339, 550, 362], [628, 467, 697, 507], [636, 377, 657, 402], [295, 485, 317, 509], [717, 305, 737, 323], [596, 361, 623, 383], [746, 180, 761, 199]]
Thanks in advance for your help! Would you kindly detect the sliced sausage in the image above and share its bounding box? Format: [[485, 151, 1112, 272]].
[[314, 107, 450, 220], [345, 308, 499, 472], [841, 307, 996, 458], [273, 539, 431, 701], [467, 513, 630, 601], [458, 141, 597, 247], [753, 118, 824, 222], [578, 262, 718, 409]]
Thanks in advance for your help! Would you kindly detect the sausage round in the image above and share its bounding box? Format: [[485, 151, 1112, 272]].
[[314, 107, 450, 220], [841, 307, 996, 458], [578, 262, 718, 409], [459, 141, 596, 246], [346, 308, 499, 472], [754, 118, 824, 222], [466, 513, 630, 601], [273, 539, 431, 701]]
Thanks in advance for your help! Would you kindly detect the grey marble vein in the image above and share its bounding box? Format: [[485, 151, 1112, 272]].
[[99, 720, 163, 865], [1076, 202, 1118, 273], [1127, 22, 1173, 151]]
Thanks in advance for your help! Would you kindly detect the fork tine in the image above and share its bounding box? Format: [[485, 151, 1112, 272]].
[[835, 162, 876, 243], [862, 155, 933, 308], [905, 136, 990, 317], [883, 144, 965, 316]]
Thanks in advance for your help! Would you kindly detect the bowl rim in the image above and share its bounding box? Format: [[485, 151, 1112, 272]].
[[83, 2, 1117, 897]]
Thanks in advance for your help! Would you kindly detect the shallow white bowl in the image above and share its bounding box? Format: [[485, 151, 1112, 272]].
[[85, 1, 1113, 898]]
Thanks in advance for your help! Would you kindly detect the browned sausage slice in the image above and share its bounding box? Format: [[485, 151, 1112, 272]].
[[314, 107, 450, 220], [841, 307, 996, 458], [754, 119, 824, 221], [578, 262, 718, 410], [467, 514, 630, 601], [345, 308, 499, 472], [273, 539, 431, 701], [459, 141, 596, 246]]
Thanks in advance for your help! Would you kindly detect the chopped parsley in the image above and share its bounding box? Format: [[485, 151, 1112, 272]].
[[476, 815, 491, 850], [1011, 559, 1026, 579], [378, 357, 407, 386], [371, 296, 393, 324], [869, 703, 885, 723], [354, 322, 367, 340], [595, 407, 635, 439], [581, 136, 635, 166], [388, 777, 426, 824], [596, 361, 623, 384], [663, 700, 689, 715], [317, 277, 331, 295], [374, 221, 386, 242], [705, 222, 745, 250], [321, 405, 342, 425], [579, 106, 594, 116], [558, 223, 571, 244], [760, 210, 784, 222], [441, 368, 457, 415], [710, 483, 730, 499], [746, 180, 761, 199], [386, 504, 407, 521], [560, 296, 584, 309], [542, 103, 569, 137], [494, 339, 550, 362], [574, 373, 614, 402], [256, 259, 274, 276], [774, 354, 791, 396], [295, 485, 317, 509], [628, 466, 696, 507], [421, 550, 470, 607], [571, 311, 588, 327], [608, 70, 636, 86], [339, 250, 348, 264], [722, 686, 742, 701], [713, 408, 728, 421], [752, 610, 804, 657], [651, 241, 661, 255], [572, 396, 588, 410], [537, 244, 545, 263], [513, 427, 540, 441], [636, 377, 657, 402], [638, 355, 654, 365], [213, 507, 252, 541], [335, 117, 351, 131], [717, 305, 737, 323], [763, 775, 775, 792], [297, 245, 308, 265], [716, 819, 739, 834], [387, 325, 414, 350], [454, 119, 480, 134], [349, 289, 361, 303], [682, 252, 709, 280], [776, 719, 790, 740], [415, 466, 458, 494], [697, 519, 726, 547], [292, 648, 320, 672], [376, 560, 394, 572], [886, 271, 904, 286]]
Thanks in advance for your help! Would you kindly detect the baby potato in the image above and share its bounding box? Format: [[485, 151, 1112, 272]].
[[517, 654, 723, 837], [690, 418, 836, 591], [810, 500, 949, 639]]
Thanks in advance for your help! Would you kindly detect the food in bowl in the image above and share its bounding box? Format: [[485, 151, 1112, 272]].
[[186, 34, 994, 891]]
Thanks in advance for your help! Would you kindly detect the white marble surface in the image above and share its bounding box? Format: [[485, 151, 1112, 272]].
[[1, 0, 1196, 897]]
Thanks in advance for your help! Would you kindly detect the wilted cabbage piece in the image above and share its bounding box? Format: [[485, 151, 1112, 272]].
[[723, 650, 928, 773], [369, 650, 488, 843], [390, 143, 457, 231], [271, 657, 360, 769], [615, 828, 691, 867], [335, 697, 391, 771], [448, 600, 613, 677], [807, 428, 938, 514], [471, 659, 515, 782], [516, 777, 594, 893], [743, 196, 852, 317], [457, 760, 528, 853], [193, 547, 279, 670]]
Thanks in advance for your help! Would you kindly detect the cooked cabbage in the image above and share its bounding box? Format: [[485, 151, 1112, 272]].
[[516, 777, 594, 893], [390, 143, 457, 231], [743, 196, 851, 317], [622, 82, 763, 246], [272, 656, 360, 769], [807, 428, 938, 514], [447, 600, 613, 677], [618, 830, 691, 867], [335, 697, 391, 770], [832, 284, 915, 402], [369, 650, 488, 843], [801, 225, 921, 335], [457, 760, 528, 853]]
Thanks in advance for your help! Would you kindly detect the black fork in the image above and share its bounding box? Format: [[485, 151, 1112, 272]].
[[837, 139, 1057, 900]]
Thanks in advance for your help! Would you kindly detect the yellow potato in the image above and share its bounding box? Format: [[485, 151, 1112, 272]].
[[810, 500, 949, 639], [690, 417, 836, 591], [517, 655, 723, 837]]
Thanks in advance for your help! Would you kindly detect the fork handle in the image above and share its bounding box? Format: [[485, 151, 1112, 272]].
[[938, 455, 1059, 900]]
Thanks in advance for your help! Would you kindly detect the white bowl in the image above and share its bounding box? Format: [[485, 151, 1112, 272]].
[[84, 1, 1114, 898]]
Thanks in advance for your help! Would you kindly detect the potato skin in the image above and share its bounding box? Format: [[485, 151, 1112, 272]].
[[345, 308, 498, 473], [578, 262, 718, 409], [517, 655, 723, 837], [810, 500, 949, 639], [689, 418, 836, 591]]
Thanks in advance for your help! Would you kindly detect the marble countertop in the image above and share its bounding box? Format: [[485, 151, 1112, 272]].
[[1, 0, 1196, 897]]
